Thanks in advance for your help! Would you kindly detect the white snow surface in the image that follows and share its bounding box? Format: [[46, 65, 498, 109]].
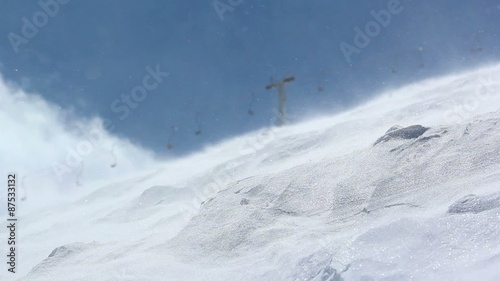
[[3, 64, 500, 280]]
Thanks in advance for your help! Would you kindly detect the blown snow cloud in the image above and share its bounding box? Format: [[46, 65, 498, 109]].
[[0, 74, 156, 214]]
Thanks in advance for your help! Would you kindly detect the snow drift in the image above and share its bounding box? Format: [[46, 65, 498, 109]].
[[1, 63, 500, 281]]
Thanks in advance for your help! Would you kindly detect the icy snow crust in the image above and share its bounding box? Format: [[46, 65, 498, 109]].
[[6, 64, 500, 280]]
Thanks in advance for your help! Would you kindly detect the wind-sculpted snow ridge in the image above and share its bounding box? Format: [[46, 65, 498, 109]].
[[159, 111, 500, 280], [13, 64, 500, 281]]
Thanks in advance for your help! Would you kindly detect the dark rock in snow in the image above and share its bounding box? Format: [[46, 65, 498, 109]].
[[374, 125, 429, 146], [416, 134, 441, 142], [448, 193, 500, 214]]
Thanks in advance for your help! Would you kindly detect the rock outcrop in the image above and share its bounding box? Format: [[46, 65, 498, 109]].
[[374, 125, 429, 146]]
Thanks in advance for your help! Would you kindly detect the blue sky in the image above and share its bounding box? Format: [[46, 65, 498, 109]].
[[1, 0, 499, 156]]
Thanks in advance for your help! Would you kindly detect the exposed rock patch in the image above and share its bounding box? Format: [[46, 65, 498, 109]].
[[448, 193, 500, 214], [374, 125, 430, 146]]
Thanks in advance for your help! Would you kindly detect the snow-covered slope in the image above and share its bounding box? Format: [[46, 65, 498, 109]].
[[4, 64, 500, 280]]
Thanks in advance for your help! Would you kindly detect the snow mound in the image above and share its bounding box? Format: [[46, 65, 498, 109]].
[[27, 242, 101, 277], [100, 185, 194, 222], [8, 64, 500, 281]]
